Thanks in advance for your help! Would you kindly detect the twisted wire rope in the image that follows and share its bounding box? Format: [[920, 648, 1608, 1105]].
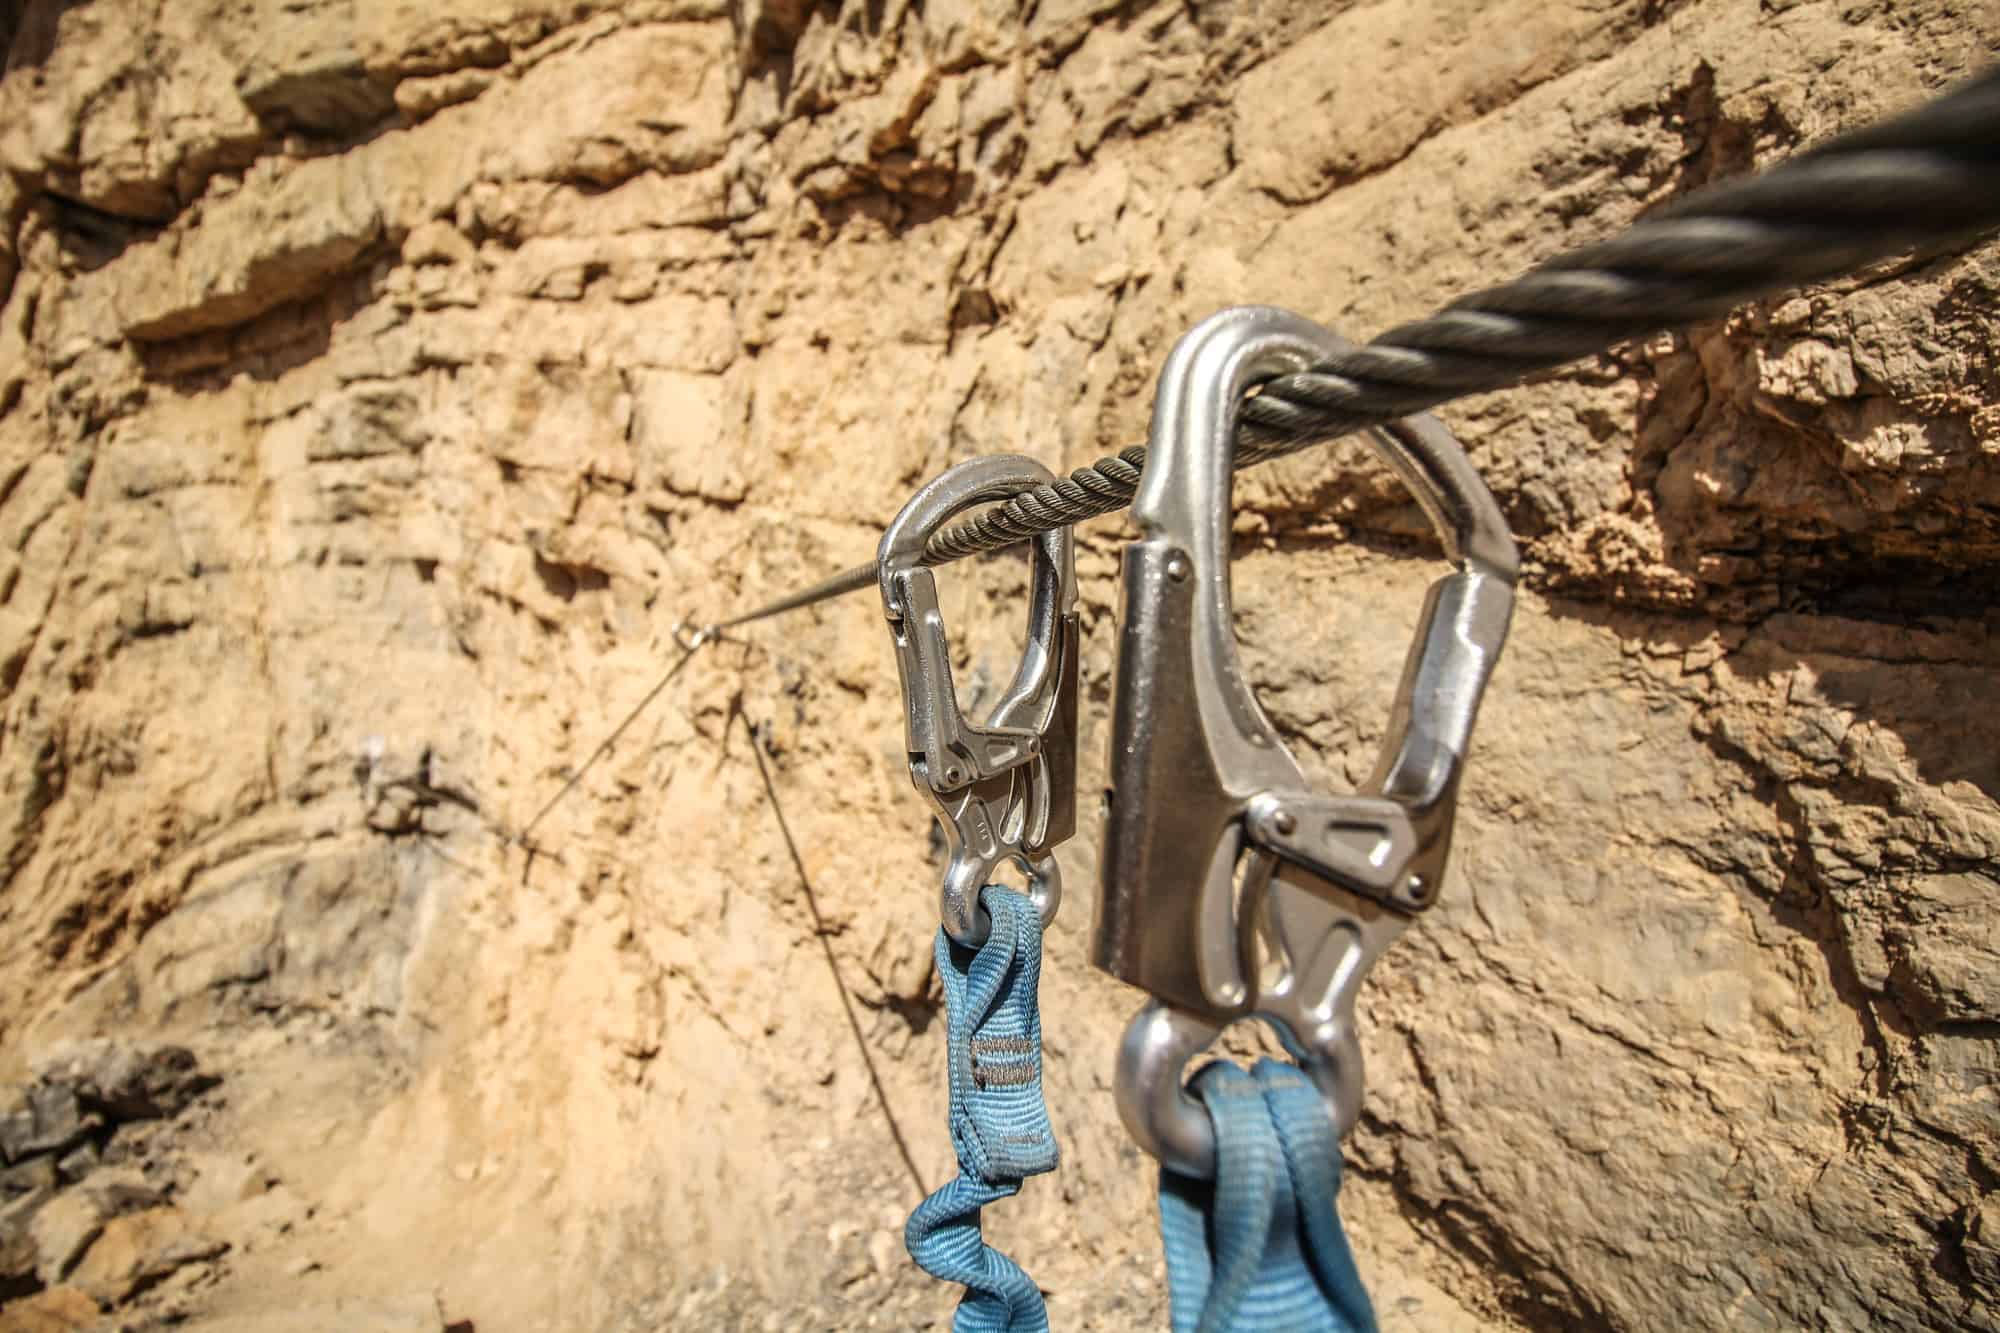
[[711, 68, 2000, 628]]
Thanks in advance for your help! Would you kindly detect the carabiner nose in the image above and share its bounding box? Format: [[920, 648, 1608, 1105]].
[[1094, 306, 1518, 1177], [879, 455, 1080, 947]]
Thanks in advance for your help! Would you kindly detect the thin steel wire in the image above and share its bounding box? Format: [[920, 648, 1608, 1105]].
[[514, 636, 705, 844], [741, 711, 930, 1203]]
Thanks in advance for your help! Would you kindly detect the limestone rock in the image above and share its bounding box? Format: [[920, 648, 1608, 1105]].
[[0, 1286, 99, 1333], [0, 1084, 91, 1166], [29, 1167, 166, 1283], [0, 1155, 57, 1199], [0, 1183, 50, 1291], [230, 2, 401, 138], [68, 1206, 226, 1307], [0, 1, 1995, 1330], [30, 1040, 216, 1125], [27, 1191, 105, 1284]]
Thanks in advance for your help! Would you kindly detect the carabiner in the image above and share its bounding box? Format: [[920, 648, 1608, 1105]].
[[1093, 306, 1518, 1178], [880, 455, 1080, 947]]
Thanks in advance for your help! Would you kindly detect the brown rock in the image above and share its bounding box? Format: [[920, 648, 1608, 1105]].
[[0, 2, 1996, 1330], [0, 1184, 50, 1288], [31, 1039, 216, 1125], [0, 1085, 91, 1166], [69, 1206, 226, 1307], [234, 26, 399, 139], [0, 1286, 99, 1333], [26, 1190, 108, 1284], [0, 1156, 58, 1199], [28, 1167, 165, 1283]]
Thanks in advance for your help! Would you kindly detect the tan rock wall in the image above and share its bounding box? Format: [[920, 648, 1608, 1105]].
[[0, 1, 1994, 1328]]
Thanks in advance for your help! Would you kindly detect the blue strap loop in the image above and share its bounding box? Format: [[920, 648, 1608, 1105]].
[[1159, 1058, 1379, 1333], [905, 887, 1059, 1332]]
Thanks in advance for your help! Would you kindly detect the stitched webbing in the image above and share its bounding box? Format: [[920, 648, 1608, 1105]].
[[905, 887, 1060, 1331]]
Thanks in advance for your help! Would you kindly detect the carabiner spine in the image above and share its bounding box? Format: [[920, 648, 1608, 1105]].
[[1096, 539, 1248, 1018]]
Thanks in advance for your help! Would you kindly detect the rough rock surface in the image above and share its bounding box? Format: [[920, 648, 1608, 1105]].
[[0, 1042, 222, 1327], [0, 1, 1995, 1329]]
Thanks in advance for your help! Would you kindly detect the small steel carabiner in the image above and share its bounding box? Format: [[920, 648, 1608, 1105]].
[[1093, 306, 1519, 1178], [880, 455, 1080, 947]]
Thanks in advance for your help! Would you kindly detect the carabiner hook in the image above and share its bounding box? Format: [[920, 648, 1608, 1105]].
[[1094, 306, 1518, 1178], [880, 455, 1080, 947]]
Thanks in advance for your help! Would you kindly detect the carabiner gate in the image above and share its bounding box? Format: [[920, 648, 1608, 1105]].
[[880, 455, 1080, 947], [1094, 307, 1519, 1178]]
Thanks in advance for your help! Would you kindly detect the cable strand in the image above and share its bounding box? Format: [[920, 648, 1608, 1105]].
[[700, 68, 2000, 625]]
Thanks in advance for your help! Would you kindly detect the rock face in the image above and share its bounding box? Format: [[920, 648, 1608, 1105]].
[[0, 1041, 222, 1326], [0, 1, 1995, 1329]]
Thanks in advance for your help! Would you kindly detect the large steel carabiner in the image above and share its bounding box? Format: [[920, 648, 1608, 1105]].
[[880, 455, 1080, 947], [1093, 306, 1519, 1178]]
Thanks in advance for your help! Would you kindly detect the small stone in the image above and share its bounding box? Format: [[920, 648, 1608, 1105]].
[[216, 1181, 307, 1241], [29, 1191, 108, 1284], [393, 68, 495, 120], [236, 49, 397, 136], [1966, 1194, 2000, 1291], [27, 1168, 163, 1284], [0, 1186, 53, 1285], [178, 1151, 271, 1214], [70, 1206, 226, 1307], [0, 1284, 98, 1332], [401, 221, 477, 269], [0, 1155, 58, 1200], [30, 1040, 217, 1126], [866, 1228, 901, 1276], [81, 1168, 167, 1217], [0, 1084, 93, 1165], [53, 1143, 99, 1185]]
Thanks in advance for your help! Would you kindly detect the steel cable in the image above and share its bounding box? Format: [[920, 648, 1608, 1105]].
[[548, 68, 1997, 843], [692, 67, 1999, 633], [911, 68, 2000, 578]]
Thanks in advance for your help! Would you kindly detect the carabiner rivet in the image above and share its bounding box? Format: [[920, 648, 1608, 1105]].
[[1272, 809, 1298, 836], [1406, 874, 1431, 902], [945, 765, 965, 786], [1166, 554, 1190, 582]]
